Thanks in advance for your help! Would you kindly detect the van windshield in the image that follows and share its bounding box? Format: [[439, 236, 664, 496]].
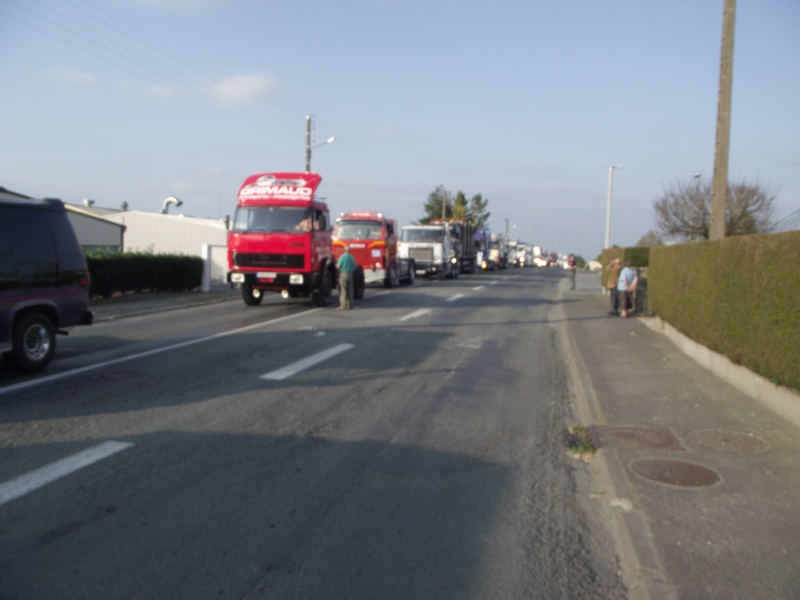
[[232, 206, 314, 233]]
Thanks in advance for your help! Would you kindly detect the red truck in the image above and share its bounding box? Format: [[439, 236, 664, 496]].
[[227, 172, 364, 307], [332, 211, 415, 287]]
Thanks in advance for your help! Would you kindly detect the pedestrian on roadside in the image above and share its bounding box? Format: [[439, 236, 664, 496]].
[[617, 260, 638, 318], [606, 258, 623, 315], [336, 245, 357, 310], [567, 254, 577, 290]]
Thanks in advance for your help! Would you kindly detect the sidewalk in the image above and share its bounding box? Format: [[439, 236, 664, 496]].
[[90, 286, 240, 321], [558, 271, 800, 600]]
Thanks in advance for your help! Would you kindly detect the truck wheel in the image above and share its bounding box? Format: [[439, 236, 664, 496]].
[[6, 312, 56, 373], [312, 268, 332, 307], [242, 284, 263, 306], [385, 264, 398, 288], [354, 267, 366, 299], [405, 262, 416, 285]]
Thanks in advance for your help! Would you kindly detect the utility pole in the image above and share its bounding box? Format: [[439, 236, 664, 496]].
[[305, 115, 313, 173], [710, 0, 736, 240], [605, 165, 622, 249]]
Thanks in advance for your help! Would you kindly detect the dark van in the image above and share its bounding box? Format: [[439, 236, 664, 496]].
[[0, 194, 93, 372]]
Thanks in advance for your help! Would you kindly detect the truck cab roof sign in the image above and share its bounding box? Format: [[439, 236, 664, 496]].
[[238, 172, 322, 203]]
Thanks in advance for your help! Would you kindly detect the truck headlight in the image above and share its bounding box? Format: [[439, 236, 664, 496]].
[[289, 274, 304, 284], [231, 272, 244, 283]]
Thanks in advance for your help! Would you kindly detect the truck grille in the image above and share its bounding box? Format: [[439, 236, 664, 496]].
[[409, 248, 433, 262], [234, 253, 305, 269]]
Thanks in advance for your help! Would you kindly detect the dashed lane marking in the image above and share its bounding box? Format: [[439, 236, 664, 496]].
[[446, 294, 465, 302], [399, 309, 430, 321], [0, 441, 134, 507], [260, 343, 355, 381]]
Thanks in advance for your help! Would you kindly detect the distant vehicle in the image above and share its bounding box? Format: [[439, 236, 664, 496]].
[[429, 218, 477, 275], [227, 172, 364, 307], [398, 223, 456, 279], [474, 227, 494, 270], [0, 194, 93, 372], [488, 233, 508, 269], [333, 211, 414, 286]]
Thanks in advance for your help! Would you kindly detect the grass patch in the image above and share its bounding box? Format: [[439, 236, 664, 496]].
[[567, 425, 596, 457]]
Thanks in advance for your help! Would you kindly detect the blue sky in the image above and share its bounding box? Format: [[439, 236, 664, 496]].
[[2, 0, 798, 260]]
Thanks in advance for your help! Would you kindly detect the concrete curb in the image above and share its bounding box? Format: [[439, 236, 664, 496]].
[[553, 282, 676, 600], [640, 316, 800, 431]]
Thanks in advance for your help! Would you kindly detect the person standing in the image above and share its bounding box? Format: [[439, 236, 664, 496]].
[[567, 254, 577, 290], [336, 245, 357, 310], [617, 260, 638, 318], [606, 258, 623, 315]]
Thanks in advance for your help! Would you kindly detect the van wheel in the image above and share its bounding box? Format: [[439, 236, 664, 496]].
[[242, 284, 263, 306], [8, 313, 56, 373]]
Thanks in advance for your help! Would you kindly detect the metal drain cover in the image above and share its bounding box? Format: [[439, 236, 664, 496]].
[[687, 429, 768, 454], [631, 458, 721, 487]]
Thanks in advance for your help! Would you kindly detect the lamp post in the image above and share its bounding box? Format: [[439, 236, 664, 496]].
[[305, 115, 336, 172], [604, 164, 622, 249]]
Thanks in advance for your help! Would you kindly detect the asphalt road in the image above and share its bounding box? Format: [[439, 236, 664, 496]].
[[0, 268, 625, 599]]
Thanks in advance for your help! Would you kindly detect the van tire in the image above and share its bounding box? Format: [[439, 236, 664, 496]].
[[7, 313, 57, 373]]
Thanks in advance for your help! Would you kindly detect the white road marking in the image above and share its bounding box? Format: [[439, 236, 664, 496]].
[[399, 309, 430, 322], [472, 286, 485, 291], [260, 343, 355, 381], [446, 294, 465, 302], [0, 441, 133, 507], [0, 310, 318, 396]]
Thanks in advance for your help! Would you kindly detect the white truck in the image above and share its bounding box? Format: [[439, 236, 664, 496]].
[[398, 223, 457, 279]]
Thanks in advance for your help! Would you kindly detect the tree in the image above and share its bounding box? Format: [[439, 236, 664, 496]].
[[419, 186, 491, 226], [636, 229, 663, 247], [653, 178, 775, 242], [419, 185, 453, 223]]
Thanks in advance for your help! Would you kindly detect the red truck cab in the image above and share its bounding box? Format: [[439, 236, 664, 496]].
[[227, 172, 357, 306], [332, 212, 415, 287]]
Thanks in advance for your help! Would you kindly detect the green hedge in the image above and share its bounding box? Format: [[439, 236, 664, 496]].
[[649, 231, 800, 391], [87, 253, 203, 297]]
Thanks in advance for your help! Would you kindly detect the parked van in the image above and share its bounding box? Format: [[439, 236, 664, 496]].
[[0, 193, 93, 372]]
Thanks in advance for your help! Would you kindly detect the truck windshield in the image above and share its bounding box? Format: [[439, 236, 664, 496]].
[[401, 229, 443, 243], [334, 221, 382, 240], [232, 206, 314, 233]]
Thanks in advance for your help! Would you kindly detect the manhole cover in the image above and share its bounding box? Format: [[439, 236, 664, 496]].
[[589, 425, 685, 451], [687, 430, 768, 454], [631, 458, 721, 487]]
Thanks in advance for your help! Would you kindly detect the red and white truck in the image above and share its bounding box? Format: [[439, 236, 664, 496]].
[[227, 172, 364, 307], [332, 211, 415, 287]]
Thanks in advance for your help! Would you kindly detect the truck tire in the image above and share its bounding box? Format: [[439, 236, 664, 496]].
[[6, 312, 57, 373], [312, 268, 332, 307], [242, 284, 263, 306], [384, 264, 399, 288], [354, 267, 366, 299], [404, 262, 416, 285]]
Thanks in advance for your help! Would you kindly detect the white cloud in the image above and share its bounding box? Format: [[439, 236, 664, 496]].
[[211, 73, 279, 107], [49, 67, 98, 86]]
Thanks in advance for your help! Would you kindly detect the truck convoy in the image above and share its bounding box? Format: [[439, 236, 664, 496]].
[[332, 211, 415, 287], [398, 222, 457, 279], [227, 172, 364, 307], [429, 218, 477, 275]]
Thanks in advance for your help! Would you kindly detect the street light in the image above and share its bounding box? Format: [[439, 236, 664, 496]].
[[305, 114, 336, 172], [604, 164, 622, 249]]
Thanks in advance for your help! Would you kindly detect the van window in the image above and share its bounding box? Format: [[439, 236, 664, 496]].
[[8, 215, 58, 280]]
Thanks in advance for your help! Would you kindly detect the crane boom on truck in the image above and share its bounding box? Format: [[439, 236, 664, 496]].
[[227, 172, 364, 307]]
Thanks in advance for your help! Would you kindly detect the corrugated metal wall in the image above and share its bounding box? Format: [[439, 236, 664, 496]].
[[102, 211, 227, 254]]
